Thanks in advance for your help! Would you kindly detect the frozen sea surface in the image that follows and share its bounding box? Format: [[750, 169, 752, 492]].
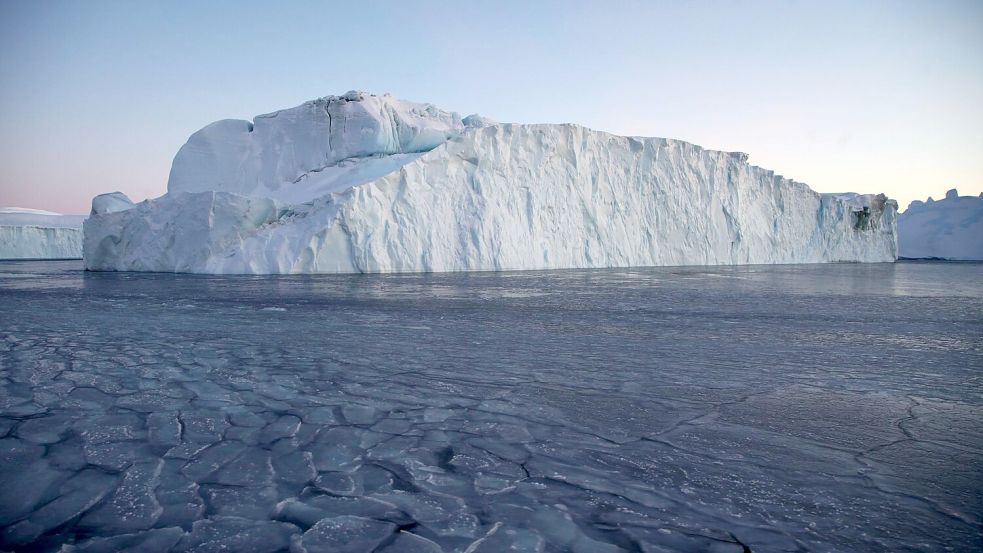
[[0, 260, 980, 552]]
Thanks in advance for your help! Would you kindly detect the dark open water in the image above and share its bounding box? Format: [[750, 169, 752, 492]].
[[0, 260, 980, 552]]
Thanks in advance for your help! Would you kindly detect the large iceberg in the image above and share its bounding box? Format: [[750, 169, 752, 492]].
[[0, 208, 85, 260], [84, 91, 898, 274], [898, 189, 983, 260]]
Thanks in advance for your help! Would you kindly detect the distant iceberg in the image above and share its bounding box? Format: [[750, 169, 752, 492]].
[[0, 208, 85, 260], [899, 189, 983, 260], [84, 91, 898, 274]]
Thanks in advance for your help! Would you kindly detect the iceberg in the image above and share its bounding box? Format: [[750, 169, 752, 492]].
[[898, 189, 983, 260], [84, 91, 898, 274], [1, 208, 85, 260]]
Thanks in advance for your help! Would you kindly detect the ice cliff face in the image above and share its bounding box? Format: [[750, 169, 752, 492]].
[[0, 208, 85, 260], [84, 92, 898, 274], [898, 189, 983, 260]]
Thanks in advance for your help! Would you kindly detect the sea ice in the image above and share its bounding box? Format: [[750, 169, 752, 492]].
[[0, 260, 979, 551], [296, 515, 397, 553], [78, 459, 165, 533], [1, 469, 119, 546], [70, 527, 185, 553], [173, 516, 299, 553]]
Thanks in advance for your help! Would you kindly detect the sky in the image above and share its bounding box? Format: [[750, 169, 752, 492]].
[[0, 0, 981, 214]]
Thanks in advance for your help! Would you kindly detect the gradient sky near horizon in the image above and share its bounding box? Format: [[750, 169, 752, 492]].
[[1, 0, 981, 214]]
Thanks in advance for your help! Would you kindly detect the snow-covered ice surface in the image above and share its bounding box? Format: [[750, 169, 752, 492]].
[[84, 93, 897, 273], [0, 208, 85, 260], [898, 189, 983, 260], [166, 91, 473, 204], [1, 260, 981, 552]]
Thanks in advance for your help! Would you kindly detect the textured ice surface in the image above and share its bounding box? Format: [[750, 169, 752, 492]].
[[1, 260, 981, 552], [0, 208, 84, 260], [84, 93, 897, 274], [167, 91, 473, 203], [899, 189, 983, 260], [90, 192, 136, 216]]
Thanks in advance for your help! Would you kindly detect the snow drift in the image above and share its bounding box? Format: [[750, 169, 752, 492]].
[[898, 189, 983, 260], [84, 92, 898, 274], [1, 208, 85, 260]]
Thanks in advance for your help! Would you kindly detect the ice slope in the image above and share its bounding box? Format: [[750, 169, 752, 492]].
[[85, 93, 898, 274], [167, 91, 477, 204], [898, 189, 983, 260], [0, 208, 85, 259]]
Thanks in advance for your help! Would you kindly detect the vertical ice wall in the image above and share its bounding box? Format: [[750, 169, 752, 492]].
[[84, 121, 897, 273], [0, 208, 85, 259], [319, 124, 897, 272]]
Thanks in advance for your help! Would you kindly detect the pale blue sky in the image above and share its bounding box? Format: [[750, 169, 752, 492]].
[[1, 0, 981, 214]]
